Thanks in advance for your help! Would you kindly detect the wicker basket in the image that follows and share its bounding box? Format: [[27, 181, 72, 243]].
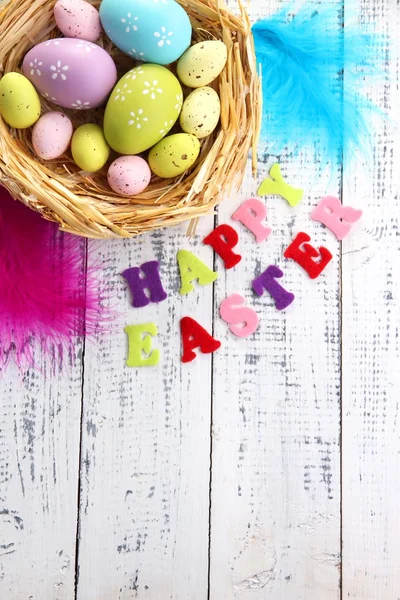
[[0, 0, 261, 238]]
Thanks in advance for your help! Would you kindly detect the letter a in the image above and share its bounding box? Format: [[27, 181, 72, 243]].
[[180, 317, 221, 363], [177, 250, 218, 295]]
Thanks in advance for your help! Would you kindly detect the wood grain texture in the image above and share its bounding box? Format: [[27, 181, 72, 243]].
[[75, 218, 215, 600], [342, 0, 400, 598], [207, 0, 341, 596], [0, 336, 83, 598], [0, 0, 399, 598], [209, 165, 342, 600]]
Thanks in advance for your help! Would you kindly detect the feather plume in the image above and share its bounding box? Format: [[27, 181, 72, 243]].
[[0, 187, 106, 370], [252, 2, 386, 169]]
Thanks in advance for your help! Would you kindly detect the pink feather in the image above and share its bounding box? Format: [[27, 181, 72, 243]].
[[0, 186, 105, 369]]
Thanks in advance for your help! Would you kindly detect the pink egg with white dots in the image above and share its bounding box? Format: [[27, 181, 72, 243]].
[[107, 156, 151, 196]]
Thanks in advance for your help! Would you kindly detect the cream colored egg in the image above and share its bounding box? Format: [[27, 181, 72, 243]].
[[180, 87, 221, 139], [71, 124, 110, 172], [0, 72, 41, 128], [149, 134, 200, 178], [177, 40, 228, 88]]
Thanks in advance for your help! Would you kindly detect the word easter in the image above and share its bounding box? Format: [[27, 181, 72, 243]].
[[123, 164, 362, 367]]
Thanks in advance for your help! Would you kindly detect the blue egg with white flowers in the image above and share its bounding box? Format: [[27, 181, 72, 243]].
[[100, 0, 192, 65]]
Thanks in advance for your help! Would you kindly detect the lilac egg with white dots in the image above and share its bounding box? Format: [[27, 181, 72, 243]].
[[54, 0, 102, 42], [32, 111, 73, 160], [22, 38, 117, 110], [107, 156, 151, 196]]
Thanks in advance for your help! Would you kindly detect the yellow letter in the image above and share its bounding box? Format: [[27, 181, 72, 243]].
[[124, 323, 160, 367], [177, 249, 218, 295]]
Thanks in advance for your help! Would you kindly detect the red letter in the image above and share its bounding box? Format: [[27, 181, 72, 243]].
[[252, 265, 295, 310], [284, 232, 333, 279], [311, 196, 363, 240], [180, 317, 221, 363], [203, 224, 242, 269], [219, 294, 260, 337]]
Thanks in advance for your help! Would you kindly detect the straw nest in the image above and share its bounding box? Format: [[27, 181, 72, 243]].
[[0, 0, 261, 238]]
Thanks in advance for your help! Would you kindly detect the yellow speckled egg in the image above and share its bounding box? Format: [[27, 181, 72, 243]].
[[71, 124, 110, 172], [177, 41, 228, 88], [0, 72, 41, 128], [180, 87, 221, 139], [149, 133, 200, 178]]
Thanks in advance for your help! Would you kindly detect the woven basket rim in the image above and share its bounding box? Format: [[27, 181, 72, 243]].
[[0, 0, 261, 238]]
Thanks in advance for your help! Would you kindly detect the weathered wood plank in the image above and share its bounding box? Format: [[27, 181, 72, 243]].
[[76, 218, 215, 600], [208, 2, 342, 596], [342, 0, 400, 597], [0, 340, 83, 598]]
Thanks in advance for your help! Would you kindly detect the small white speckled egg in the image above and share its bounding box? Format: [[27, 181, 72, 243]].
[[177, 41, 228, 88], [54, 0, 102, 42], [180, 87, 220, 139], [32, 111, 73, 160], [107, 156, 151, 196]]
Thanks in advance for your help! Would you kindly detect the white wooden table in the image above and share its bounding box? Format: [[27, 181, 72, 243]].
[[1, 0, 400, 598]]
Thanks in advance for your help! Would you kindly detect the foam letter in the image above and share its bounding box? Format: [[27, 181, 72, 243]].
[[203, 224, 242, 269], [252, 265, 295, 310], [284, 232, 333, 279], [311, 196, 363, 240], [220, 293, 260, 337], [257, 163, 304, 207], [180, 317, 221, 363], [122, 260, 167, 308], [232, 197, 272, 243], [177, 250, 218, 295], [124, 323, 160, 367]]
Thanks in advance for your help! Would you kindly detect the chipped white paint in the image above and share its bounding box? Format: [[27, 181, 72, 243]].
[[342, 0, 400, 598], [0, 0, 399, 598]]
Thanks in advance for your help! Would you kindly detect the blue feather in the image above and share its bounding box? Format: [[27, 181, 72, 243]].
[[252, 2, 386, 169]]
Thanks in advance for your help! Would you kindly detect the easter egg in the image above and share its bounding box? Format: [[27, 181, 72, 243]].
[[177, 40, 228, 88], [180, 87, 220, 139], [54, 0, 102, 42], [22, 38, 117, 110], [104, 64, 183, 155], [99, 0, 192, 65], [0, 73, 41, 128], [71, 124, 110, 171], [32, 111, 73, 159], [107, 156, 151, 196], [148, 133, 200, 178]]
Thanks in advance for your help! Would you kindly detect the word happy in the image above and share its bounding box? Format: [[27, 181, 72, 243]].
[[123, 164, 362, 366]]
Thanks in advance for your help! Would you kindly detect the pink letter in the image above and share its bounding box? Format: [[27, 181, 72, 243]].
[[311, 196, 363, 240], [232, 198, 272, 243], [220, 293, 260, 338]]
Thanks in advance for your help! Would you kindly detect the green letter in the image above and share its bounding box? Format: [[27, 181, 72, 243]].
[[124, 323, 160, 367], [177, 249, 218, 295]]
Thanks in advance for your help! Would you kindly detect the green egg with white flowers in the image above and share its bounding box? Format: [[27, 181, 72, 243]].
[[149, 133, 200, 178], [0, 72, 41, 129], [104, 64, 183, 155]]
